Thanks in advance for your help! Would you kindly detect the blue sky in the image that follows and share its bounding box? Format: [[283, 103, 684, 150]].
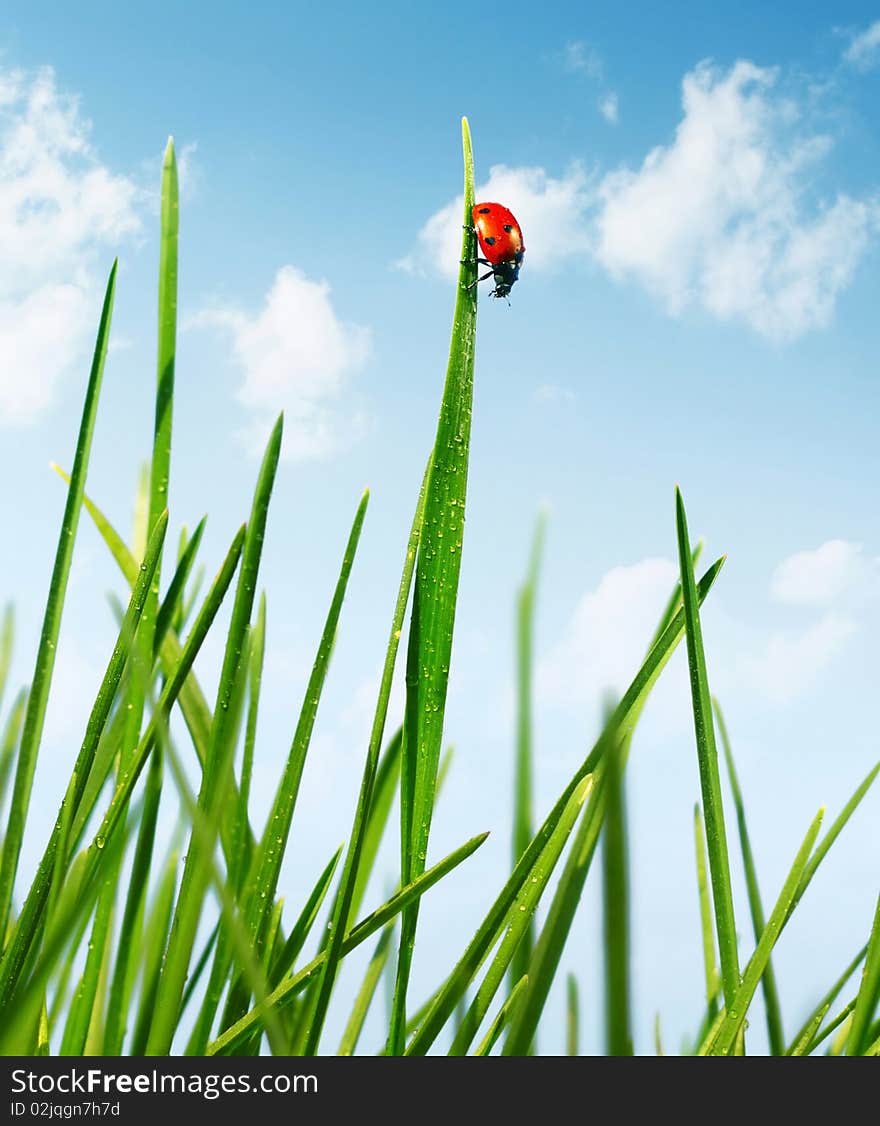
[[1, 1, 879, 1053]]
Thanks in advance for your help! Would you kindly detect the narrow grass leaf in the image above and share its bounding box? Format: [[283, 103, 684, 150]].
[[130, 848, 179, 1055], [0, 262, 118, 939], [603, 737, 631, 1055], [693, 804, 720, 1016], [786, 944, 866, 1055], [476, 975, 529, 1057], [714, 697, 784, 1053], [566, 974, 579, 1056], [705, 807, 824, 1056], [846, 893, 880, 1055], [675, 488, 739, 1007], [338, 926, 394, 1056], [391, 116, 478, 1054]]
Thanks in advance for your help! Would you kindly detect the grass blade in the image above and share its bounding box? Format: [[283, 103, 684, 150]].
[[786, 944, 866, 1055], [475, 975, 529, 1057], [714, 697, 784, 1054], [704, 807, 824, 1056], [0, 262, 118, 939], [511, 513, 544, 1003], [693, 804, 720, 1017], [338, 926, 394, 1056], [207, 831, 489, 1055], [0, 605, 13, 715], [846, 893, 880, 1055], [603, 736, 631, 1055], [675, 487, 739, 1007], [566, 974, 579, 1056], [130, 847, 179, 1054], [390, 115, 478, 1054]]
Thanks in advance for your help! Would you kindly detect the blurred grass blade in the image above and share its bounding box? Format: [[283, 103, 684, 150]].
[[130, 847, 179, 1054], [231, 591, 266, 895], [846, 893, 880, 1055], [500, 775, 603, 1057], [390, 115, 478, 1054], [269, 847, 344, 985], [704, 807, 824, 1056], [155, 516, 206, 652], [449, 775, 594, 1056], [0, 262, 118, 939], [302, 462, 427, 1055], [511, 513, 544, 1002], [207, 831, 488, 1055], [476, 975, 529, 1057], [338, 926, 393, 1056], [0, 605, 13, 715], [603, 736, 631, 1056], [693, 804, 720, 1017], [406, 556, 725, 1056], [0, 511, 168, 1007], [59, 862, 117, 1055], [0, 690, 26, 814], [224, 490, 368, 1035], [675, 488, 739, 1007], [786, 944, 866, 1055], [714, 697, 783, 1054], [567, 974, 579, 1056]]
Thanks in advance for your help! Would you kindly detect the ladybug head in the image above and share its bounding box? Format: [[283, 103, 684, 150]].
[[490, 258, 521, 300]]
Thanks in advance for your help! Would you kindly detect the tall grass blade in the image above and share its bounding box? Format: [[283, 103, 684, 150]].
[[603, 736, 631, 1055], [714, 697, 783, 1053], [704, 807, 824, 1056], [675, 488, 739, 1007], [390, 115, 478, 1054], [511, 513, 544, 1005], [0, 262, 118, 939], [475, 975, 529, 1057], [693, 804, 719, 1017], [846, 893, 880, 1055], [566, 974, 579, 1056], [338, 926, 393, 1055], [786, 944, 866, 1055]]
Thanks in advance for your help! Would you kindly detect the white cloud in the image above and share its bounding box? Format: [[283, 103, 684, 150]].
[[397, 163, 592, 279], [599, 92, 619, 125], [563, 41, 603, 80], [0, 65, 141, 423], [404, 60, 878, 339], [770, 540, 880, 607], [192, 265, 370, 461], [843, 20, 880, 69], [538, 557, 679, 708], [747, 613, 856, 705], [594, 60, 878, 339]]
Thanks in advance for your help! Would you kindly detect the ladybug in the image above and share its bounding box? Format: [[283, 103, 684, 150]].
[[466, 202, 525, 299]]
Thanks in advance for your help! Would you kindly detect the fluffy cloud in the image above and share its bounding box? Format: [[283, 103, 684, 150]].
[[538, 557, 679, 709], [397, 163, 592, 279], [0, 66, 141, 423], [593, 61, 877, 339], [193, 265, 371, 461], [770, 540, 880, 607], [843, 20, 880, 70], [746, 613, 856, 706], [599, 92, 620, 125], [403, 60, 878, 340]]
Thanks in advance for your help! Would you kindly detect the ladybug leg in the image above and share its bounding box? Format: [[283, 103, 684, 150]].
[[465, 269, 497, 292]]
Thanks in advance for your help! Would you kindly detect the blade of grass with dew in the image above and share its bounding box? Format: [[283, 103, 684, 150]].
[[0, 262, 118, 941], [786, 943, 866, 1055], [207, 831, 488, 1055], [567, 974, 579, 1055], [675, 487, 739, 1009], [129, 846, 179, 1054], [146, 628, 252, 1054], [703, 807, 824, 1056], [268, 846, 344, 986], [348, 728, 403, 923], [501, 766, 609, 1056], [714, 697, 784, 1054], [102, 739, 164, 1053], [475, 975, 529, 1057], [0, 510, 168, 1006], [602, 735, 631, 1055], [221, 490, 368, 1038], [511, 513, 544, 1006], [180, 923, 219, 1017], [449, 775, 595, 1056], [232, 590, 265, 895], [14, 521, 245, 1030], [59, 862, 117, 1055], [694, 804, 720, 1018], [787, 759, 880, 924], [155, 517, 206, 652], [338, 926, 394, 1056], [406, 557, 726, 1056], [390, 116, 478, 1055], [302, 461, 429, 1055], [846, 893, 880, 1055]]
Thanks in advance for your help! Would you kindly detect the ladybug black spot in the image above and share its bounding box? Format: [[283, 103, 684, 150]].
[[503, 224, 512, 232], [478, 207, 491, 214], [484, 236, 496, 245]]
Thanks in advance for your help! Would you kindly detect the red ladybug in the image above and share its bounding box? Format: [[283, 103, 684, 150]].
[[467, 202, 525, 299]]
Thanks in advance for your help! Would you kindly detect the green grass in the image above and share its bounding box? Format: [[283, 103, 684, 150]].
[[0, 122, 877, 1057]]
